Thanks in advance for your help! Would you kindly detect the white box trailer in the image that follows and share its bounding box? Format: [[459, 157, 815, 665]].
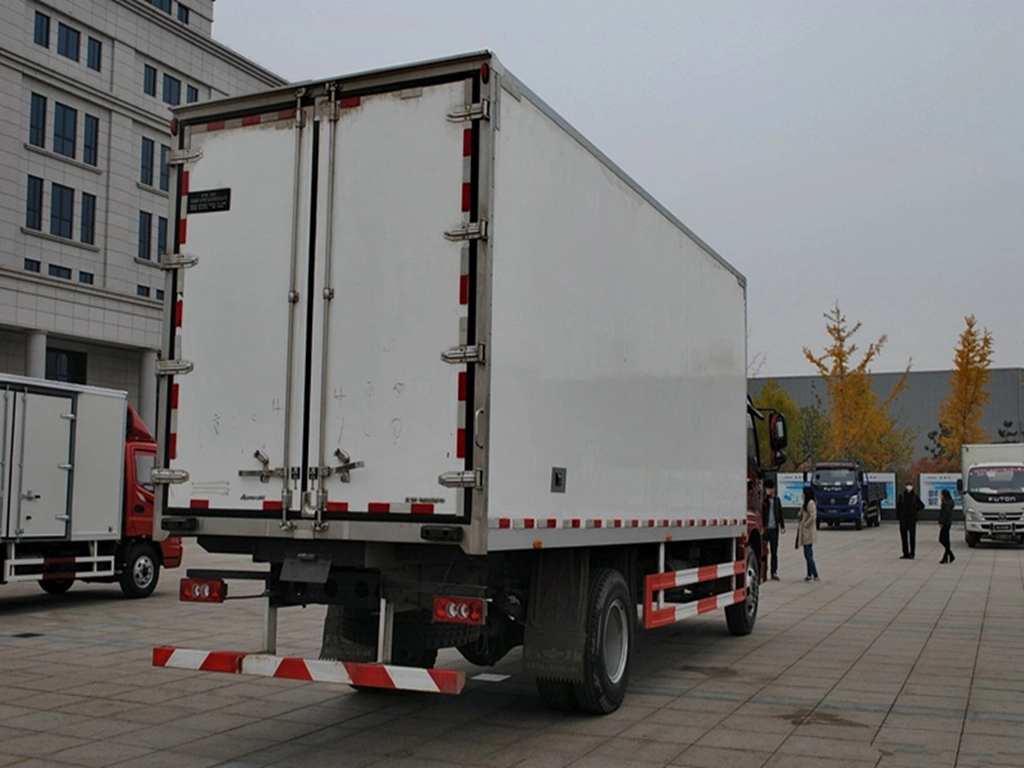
[[960, 443, 1024, 547], [152, 52, 785, 712]]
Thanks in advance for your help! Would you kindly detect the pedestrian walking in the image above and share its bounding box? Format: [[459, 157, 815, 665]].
[[797, 486, 819, 581], [938, 488, 955, 564], [896, 482, 924, 559], [763, 480, 786, 580]]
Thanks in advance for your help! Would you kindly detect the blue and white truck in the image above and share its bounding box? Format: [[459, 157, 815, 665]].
[[807, 461, 886, 530]]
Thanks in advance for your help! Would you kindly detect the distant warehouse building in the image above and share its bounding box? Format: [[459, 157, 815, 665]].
[[749, 368, 1024, 462]]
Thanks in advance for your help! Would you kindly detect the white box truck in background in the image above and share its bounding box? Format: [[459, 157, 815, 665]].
[[960, 443, 1024, 547], [0, 375, 182, 598], [149, 52, 786, 713]]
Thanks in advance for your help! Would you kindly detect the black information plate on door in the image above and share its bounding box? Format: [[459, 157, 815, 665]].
[[187, 188, 231, 214]]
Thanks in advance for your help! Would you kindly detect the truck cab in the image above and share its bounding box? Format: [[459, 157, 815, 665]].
[[808, 461, 883, 530]]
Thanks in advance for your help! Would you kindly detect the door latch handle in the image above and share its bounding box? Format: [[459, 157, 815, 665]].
[[22, 490, 40, 501], [55, 515, 70, 521], [474, 409, 486, 450]]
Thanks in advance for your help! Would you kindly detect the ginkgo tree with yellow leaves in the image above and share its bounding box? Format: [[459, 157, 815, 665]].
[[936, 315, 994, 462], [803, 303, 915, 470]]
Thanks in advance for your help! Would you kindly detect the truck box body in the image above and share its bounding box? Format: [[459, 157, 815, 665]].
[[156, 52, 748, 554], [0, 375, 125, 543], [961, 443, 1024, 545]]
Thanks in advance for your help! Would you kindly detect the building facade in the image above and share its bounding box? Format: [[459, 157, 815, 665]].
[[0, 0, 284, 423], [750, 368, 1024, 462]]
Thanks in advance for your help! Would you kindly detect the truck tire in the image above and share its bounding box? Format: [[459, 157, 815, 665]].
[[726, 550, 760, 636], [120, 543, 160, 599], [815, 518, 821, 530], [855, 516, 863, 530], [965, 532, 980, 548], [536, 678, 578, 711], [572, 568, 632, 715], [39, 578, 73, 595]]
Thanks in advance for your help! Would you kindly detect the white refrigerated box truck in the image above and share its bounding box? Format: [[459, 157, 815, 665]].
[[0, 375, 182, 598], [960, 443, 1024, 547], [150, 52, 786, 713]]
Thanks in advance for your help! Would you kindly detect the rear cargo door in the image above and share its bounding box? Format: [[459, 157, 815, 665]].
[[13, 393, 72, 539], [164, 105, 316, 515], [307, 79, 484, 521]]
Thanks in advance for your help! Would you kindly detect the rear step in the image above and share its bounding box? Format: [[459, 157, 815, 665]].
[[152, 646, 464, 694]]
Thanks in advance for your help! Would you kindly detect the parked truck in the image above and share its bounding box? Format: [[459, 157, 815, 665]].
[[148, 51, 787, 714], [807, 461, 886, 529], [959, 443, 1024, 547], [0, 375, 182, 598]]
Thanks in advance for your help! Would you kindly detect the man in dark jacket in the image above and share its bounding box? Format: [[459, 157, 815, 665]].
[[763, 480, 786, 579], [896, 482, 925, 559]]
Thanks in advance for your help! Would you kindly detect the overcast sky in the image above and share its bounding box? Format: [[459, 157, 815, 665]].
[[213, 1, 1023, 378]]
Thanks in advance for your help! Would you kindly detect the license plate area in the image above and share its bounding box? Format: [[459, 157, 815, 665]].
[[992, 523, 1012, 532]]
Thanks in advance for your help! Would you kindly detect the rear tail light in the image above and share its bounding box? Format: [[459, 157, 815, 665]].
[[180, 578, 226, 603], [432, 596, 486, 626]]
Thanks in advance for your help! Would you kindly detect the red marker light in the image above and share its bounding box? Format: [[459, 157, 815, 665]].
[[432, 596, 485, 626]]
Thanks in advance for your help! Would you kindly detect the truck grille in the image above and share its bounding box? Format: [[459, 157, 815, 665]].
[[982, 511, 1024, 522]]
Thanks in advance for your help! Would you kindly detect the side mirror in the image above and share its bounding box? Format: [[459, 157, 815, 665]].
[[769, 413, 788, 451], [772, 450, 787, 468], [956, 479, 963, 493]]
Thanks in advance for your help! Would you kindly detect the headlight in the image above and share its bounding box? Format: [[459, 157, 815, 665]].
[[966, 508, 981, 521], [849, 495, 859, 505]]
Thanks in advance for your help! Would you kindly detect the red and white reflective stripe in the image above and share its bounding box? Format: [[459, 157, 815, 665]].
[[487, 517, 744, 530], [166, 168, 190, 461], [645, 589, 747, 629], [153, 647, 464, 695], [647, 559, 745, 592], [191, 108, 298, 135], [453, 122, 474, 464]]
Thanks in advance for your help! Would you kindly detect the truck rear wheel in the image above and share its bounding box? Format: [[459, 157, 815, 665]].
[[120, 544, 160, 599], [39, 578, 73, 595], [572, 568, 632, 715], [726, 550, 760, 636]]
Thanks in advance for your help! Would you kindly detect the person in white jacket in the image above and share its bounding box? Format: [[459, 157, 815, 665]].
[[798, 486, 819, 582]]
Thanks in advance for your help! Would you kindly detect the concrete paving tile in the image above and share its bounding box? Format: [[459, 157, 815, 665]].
[[671, 744, 773, 768], [775, 734, 883, 762], [874, 725, 962, 751], [172, 733, 276, 761], [0, 733, 91, 758], [567, 755, 665, 768], [0, 755, 21, 767], [164, 710, 261, 733], [763, 756, 875, 768], [47, 741, 155, 767], [588, 736, 689, 765], [266, 747, 381, 768], [959, 733, 1024, 757], [111, 751, 222, 768], [694, 726, 789, 752], [110, 725, 208, 750]]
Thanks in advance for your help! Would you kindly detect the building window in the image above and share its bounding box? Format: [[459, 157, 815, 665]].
[[29, 93, 47, 148], [79, 271, 94, 285], [152, 0, 172, 12], [26, 176, 44, 230], [87, 37, 102, 71], [48, 264, 72, 280], [155, 288, 165, 301], [53, 103, 77, 159], [178, 4, 190, 24], [141, 138, 155, 185], [162, 74, 181, 106], [157, 216, 168, 258], [186, 84, 199, 104], [24, 259, 41, 273], [50, 183, 74, 239], [159, 145, 170, 191], [57, 23, 80, 62], [46, 349, 87, 385], [34, 12, 50, 47], [144, 64, 157, 96], [137, 285, 151, 298], [81, 192, 96, 244], [138, 211, 152, 259], [83, 115, 99, 166]]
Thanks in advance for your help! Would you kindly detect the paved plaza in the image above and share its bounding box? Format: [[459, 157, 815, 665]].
[[1, 522, 1022, 767]]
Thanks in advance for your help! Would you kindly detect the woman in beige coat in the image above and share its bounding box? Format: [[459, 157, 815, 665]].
[[798, 486, 819, 581]]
